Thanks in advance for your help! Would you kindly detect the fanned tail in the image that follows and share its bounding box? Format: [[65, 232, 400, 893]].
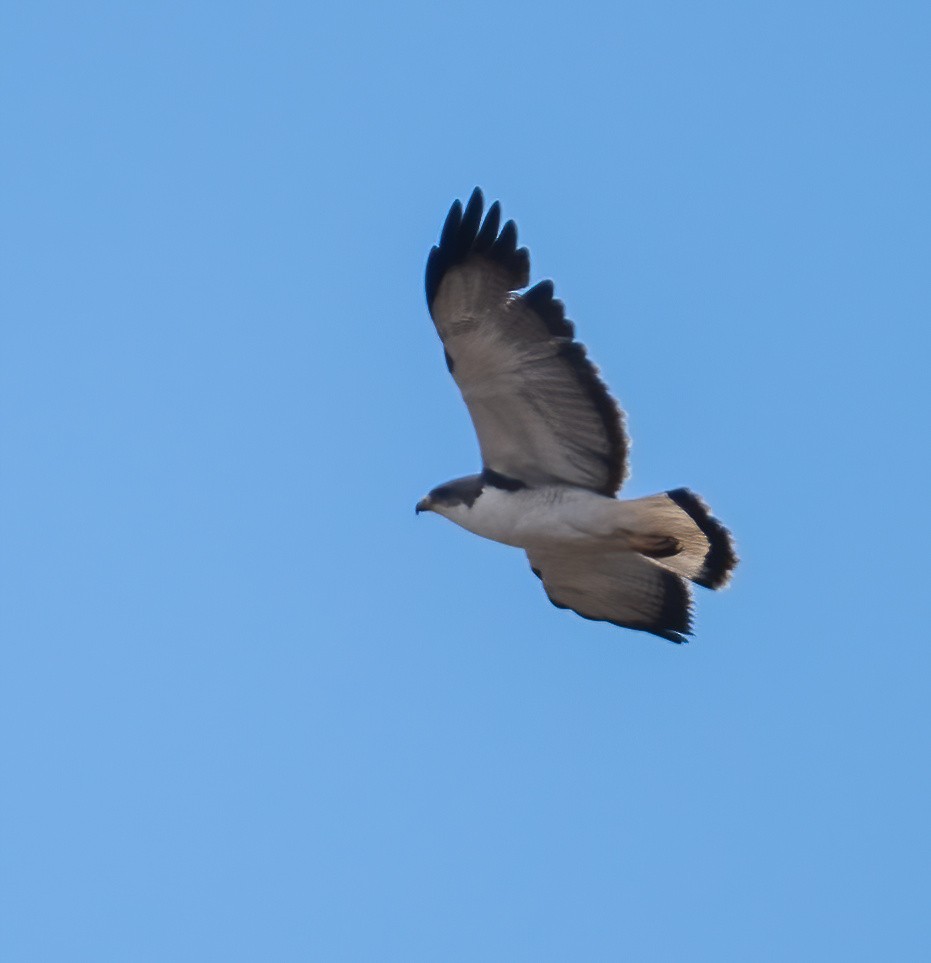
[[617, 489, 738, 589]]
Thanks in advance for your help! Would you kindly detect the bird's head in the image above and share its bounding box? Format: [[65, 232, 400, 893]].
[[415, 475, 484, 519]]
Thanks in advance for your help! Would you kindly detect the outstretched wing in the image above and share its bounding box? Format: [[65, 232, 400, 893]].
[[426, 188, 628, 496], [527, 547, 693, 644]]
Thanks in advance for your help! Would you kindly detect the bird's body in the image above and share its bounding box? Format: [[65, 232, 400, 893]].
[[417, 189, 738, 643], [423, 477, 633, 550]]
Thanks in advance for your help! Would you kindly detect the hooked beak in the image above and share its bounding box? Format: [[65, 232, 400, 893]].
[[415, 497, 431, 515]]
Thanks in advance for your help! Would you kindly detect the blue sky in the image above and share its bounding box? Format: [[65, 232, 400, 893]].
[[2, 1, 930, 960]]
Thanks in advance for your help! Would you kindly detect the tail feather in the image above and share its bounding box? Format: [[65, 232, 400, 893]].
[[665, 488, 738, 588], [616, 489, 738, 589]]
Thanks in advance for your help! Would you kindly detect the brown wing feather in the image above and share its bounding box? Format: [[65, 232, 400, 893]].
[[425, 189, 628, 495], [527, 547, 693, 644]]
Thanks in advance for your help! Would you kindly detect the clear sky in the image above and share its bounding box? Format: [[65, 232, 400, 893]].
[[2, 2, 930, 960]]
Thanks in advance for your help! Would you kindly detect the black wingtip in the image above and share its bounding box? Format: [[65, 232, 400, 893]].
[[596, 566, 693, 643], [424, 246, 443, 311], [461, 187, 484, 237], [474, 201, 500, 251], [439, 199, 462, 250], [523, 279, 575, 338], [611, 569, 693, 643], [493, 219, 517, 255], [425, 191, 531, 311], [666, 488, 739, 589], [657, 568, 694, 639]]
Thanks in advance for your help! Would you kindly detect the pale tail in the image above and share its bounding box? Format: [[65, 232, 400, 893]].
[[616, 488, 738, 589]]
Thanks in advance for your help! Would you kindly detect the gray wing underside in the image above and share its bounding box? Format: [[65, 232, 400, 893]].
[[526, 546, 693, 644], [426, 189, 627, 496]]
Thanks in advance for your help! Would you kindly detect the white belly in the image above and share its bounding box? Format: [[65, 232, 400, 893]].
[[447, 485, 618, 549]]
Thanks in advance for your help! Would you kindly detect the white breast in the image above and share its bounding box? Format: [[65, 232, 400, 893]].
[[443, 485, 617, 549]]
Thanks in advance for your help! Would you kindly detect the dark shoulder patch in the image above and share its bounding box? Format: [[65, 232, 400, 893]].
[[425, 188, 530, 311], [481, 467, 527, 491], [666, 488, 738, 589], [444, 349, 454, 373]]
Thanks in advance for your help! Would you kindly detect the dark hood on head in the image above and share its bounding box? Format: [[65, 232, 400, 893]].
[[427, 474, 485, 509]]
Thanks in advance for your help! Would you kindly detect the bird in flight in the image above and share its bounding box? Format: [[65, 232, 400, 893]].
[[416, 189, 737, 643]]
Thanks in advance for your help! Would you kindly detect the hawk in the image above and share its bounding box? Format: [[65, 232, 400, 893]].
[[416, 189, 737, 643]]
